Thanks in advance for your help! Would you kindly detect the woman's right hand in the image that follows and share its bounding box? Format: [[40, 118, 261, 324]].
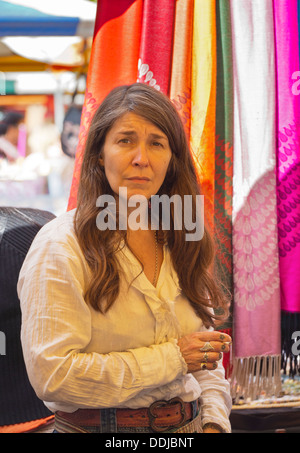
[[177, 331, 232, 373]]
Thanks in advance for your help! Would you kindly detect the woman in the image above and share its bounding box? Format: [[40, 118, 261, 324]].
[[18, 83, 232, 433], [0, 111, 23, 161]]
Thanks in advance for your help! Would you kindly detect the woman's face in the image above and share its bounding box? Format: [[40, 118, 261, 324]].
[[100, 112, 172, 200], [6, 124, 20, 146]]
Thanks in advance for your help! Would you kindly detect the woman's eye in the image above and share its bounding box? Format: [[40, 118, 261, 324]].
[[118, 138, 131, 144], [152, 141, 164, 148]]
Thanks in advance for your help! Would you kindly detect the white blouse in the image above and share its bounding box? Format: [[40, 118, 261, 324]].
[[17, 209, 231, 432]]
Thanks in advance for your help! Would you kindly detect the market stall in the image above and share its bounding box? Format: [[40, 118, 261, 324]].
[[1, 0, 300, 434], [0, 0, 95, 215], [67, 1, 300, 431]]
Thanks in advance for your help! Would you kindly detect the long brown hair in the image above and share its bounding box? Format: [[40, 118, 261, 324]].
[[74, 83, 229, 328]]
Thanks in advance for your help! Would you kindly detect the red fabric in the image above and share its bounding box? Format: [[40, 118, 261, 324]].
[[137, 0, 176, 95], [169, 0, 193, 140], [68, 0, 143, 210], [218, 328, 232, 379]]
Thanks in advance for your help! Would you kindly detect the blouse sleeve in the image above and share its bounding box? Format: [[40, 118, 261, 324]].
[[17, 222, 186, 409], [193, 359, 232, 432]]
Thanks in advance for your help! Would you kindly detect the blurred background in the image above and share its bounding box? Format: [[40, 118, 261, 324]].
[[0, 0, 97, 215]]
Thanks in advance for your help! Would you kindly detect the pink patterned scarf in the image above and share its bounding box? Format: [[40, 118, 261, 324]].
[[274, 0, 300, 376], [230, 0, 282, 401]]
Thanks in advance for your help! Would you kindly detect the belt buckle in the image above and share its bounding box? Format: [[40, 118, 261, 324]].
[[148, 397, 186, 433]]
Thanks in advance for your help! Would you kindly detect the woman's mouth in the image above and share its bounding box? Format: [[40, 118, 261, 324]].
[[127, 176, 150, 182]]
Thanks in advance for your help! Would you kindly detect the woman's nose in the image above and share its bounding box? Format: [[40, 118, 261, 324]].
[[132, 143, 149, 167]]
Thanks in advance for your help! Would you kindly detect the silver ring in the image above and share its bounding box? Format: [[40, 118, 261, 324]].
[[200, 342, 215, 352]]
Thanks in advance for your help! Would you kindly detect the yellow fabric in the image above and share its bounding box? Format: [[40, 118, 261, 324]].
[[191, 0, 216, 229]]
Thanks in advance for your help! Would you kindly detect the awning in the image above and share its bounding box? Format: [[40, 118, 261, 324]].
[[1, 36, 92, 69], [0, 0, 97, 37], [0, 0, 96, 70]]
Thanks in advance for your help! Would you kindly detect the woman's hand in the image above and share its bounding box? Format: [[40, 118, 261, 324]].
[[202, 423, 225, 433], [177, 331, 231, 373]]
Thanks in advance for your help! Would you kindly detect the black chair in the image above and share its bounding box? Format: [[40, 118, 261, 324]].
[[0, 207, 55, 430]]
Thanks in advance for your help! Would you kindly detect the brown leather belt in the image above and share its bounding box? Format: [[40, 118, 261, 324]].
[[56, 397, 199, 433]]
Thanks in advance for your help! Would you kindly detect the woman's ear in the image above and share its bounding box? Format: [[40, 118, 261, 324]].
[[99, 156, 104, 167]]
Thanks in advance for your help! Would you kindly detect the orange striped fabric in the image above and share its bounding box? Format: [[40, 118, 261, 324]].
[[68, 0, 143, 210]]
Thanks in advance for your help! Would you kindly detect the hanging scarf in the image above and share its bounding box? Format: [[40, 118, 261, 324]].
[[137, 0, 176, 95], [214, 0, 234, 374], [274, 0, 300, 376], [214, 0, 233, 292], [190, 0, 216, 231], [169, 0, 194, 140], [230, 0, 282, 402], [67, 0, 143, 210]]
